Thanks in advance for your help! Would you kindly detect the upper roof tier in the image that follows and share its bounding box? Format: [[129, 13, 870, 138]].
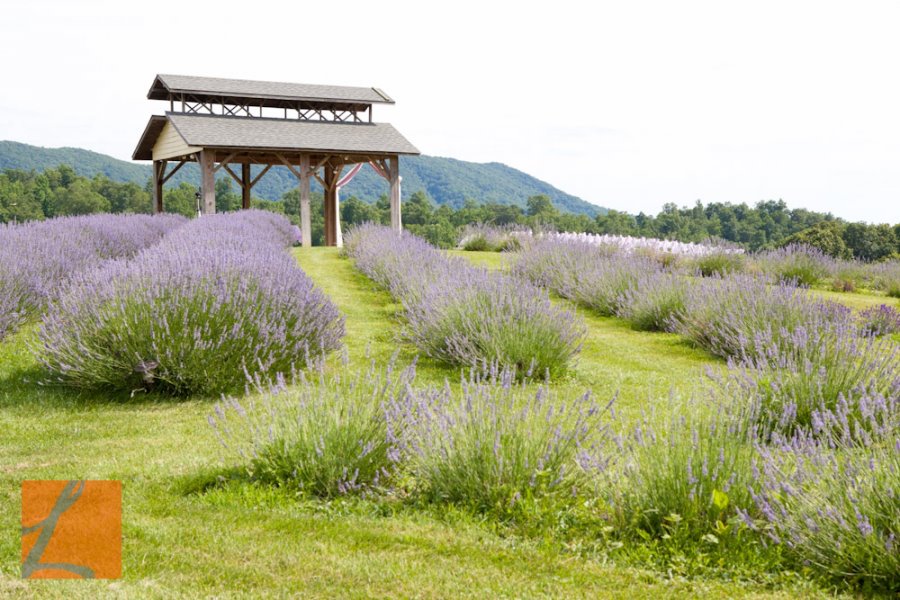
[[148, 74, 394, 110]]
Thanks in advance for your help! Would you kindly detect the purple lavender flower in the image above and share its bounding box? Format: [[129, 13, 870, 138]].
[[38, 211, 343, 395], [0, 213, 186, 340], [344, 224, 584, 378]]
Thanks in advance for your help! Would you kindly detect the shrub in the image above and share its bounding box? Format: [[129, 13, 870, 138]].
[[400, 367, 613, 518], [754, 244, 833, 287], [404, 272, 584, 378], [675, 274, 849, 361], [859, 304, 900, 337], [210, 357, 415, 498], [720, 319, 900, 433], [863, 259, 900, 296], [345, 224, 584, 377], [608, 394, 758, 546], [38, 212, 344, 396], [616, 271, 691, 332], [497, 235, 522, 252], [694, 251, 745, 277], [461, 234, 492, 252], [749, 399, 900, 593], [572, 255, 661, 317], [457, 224, 530, 253], [511, 237, 620, 295], [513, 238, 665, 317], [0, 213, 185, 340], [830, 260, 866, 293]]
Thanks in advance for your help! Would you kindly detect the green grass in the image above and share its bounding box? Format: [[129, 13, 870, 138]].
[[0, 248, 841, 597], [447, 248, 510, 269], [811, 287, 898, 311]]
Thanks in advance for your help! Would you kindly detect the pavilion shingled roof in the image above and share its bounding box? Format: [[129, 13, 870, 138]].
[[132, 113, 420, 160], [148, 74, 394, 106]]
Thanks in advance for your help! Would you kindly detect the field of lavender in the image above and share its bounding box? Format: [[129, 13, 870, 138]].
[[1, 216, 898, 597]]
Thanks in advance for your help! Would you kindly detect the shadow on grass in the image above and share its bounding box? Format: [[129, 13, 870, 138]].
[[176, 465, 254, 496], [0, 354, 222, 411]]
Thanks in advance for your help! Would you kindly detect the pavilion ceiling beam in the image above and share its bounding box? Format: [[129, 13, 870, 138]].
[[213, 152, 237, 172]]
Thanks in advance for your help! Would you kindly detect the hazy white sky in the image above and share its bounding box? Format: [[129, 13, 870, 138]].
[[1, 0, 898, 222]]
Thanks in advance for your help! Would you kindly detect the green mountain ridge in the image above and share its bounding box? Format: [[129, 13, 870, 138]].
[[0, 140, 606, 216]]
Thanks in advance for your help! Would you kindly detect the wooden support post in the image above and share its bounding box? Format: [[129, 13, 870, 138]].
[[335, 185, 343, 248], [241, 162, 251, 210], [323, 165, 337, 246], [299, 154, 312, 248], [389, 156, 402, 233], [200, 150, 216, 215], [152, 160, 166, 213]]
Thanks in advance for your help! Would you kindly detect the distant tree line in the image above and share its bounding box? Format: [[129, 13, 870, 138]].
[[2, 166, 898, 259]]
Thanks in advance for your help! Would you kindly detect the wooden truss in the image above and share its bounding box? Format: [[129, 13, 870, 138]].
[[169, 94, 372, 123]]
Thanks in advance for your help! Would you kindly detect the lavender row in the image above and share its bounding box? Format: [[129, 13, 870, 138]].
[[460, 227, 743, 257], [343, 224, 584, 378], [480, 222, 900, 293], [0, 213, 186, 340], [212, 361, 612, 513], [211, 359, 899, 592], [514, 237, 900, 432], [37, 211, 343, 396]]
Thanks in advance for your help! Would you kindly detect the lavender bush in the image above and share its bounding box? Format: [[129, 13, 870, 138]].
[[674, 274, 849, 361], [749, 398, 900, 593], [723, 320, 900, 432], [457, 224, 528, 252], [400, 366, 613, 517], [830, 260, 867, 293], [608, 394, 758, 544], [210, 356, 415, 498], [0, 213, 185, 339], [868, 260, 900, 299], [512, 238, 661, 317], [693, 250, 746, 277], [615, 271, 691, 332], [754, 244, 833, 287], [38, 211, 343, 396], [344, 224, 584, 378], [510, 237, 620, 295], [859, 304, 900, 337]]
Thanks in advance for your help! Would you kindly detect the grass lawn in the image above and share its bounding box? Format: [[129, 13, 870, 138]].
[[811, 287, 898, 311], [0, 248, 844, 598]]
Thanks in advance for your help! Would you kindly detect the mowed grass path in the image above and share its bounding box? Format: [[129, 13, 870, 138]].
[[301, 248, 718, 420], [0, 248, 832, 598]]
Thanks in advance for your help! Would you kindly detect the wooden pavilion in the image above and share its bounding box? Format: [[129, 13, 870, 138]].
[[132, 74, 420, 246]]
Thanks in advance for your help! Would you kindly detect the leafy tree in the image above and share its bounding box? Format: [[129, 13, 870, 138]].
[[164, 182, 199, 217], [526, 194, 556, 218], [55, 179, 110, 216], [0, 175, 44, 223], [595, 209, 638, 235], [216, 178, 242, 213], [782, 221, 850, 259], [403, 190, 433, 225], [342, 196, 381, 226], [842, 222, 898, 262], [91, 176, 151, 214]]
